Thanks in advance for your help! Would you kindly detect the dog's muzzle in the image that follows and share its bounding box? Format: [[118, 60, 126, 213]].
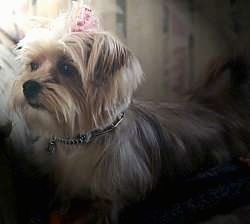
[[23, 80, 42, 106], [23, 80, 41, 98]]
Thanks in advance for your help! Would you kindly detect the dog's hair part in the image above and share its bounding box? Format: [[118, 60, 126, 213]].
[[11, 28, 250, 223]]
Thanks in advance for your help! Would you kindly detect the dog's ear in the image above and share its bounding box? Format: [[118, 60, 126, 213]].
[[87, 32, 131, 85]]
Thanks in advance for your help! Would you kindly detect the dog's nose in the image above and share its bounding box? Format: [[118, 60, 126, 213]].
[[23, 80, 42, 99]]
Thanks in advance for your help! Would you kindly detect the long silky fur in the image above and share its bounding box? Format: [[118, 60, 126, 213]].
[[10, 28, 250, 223]]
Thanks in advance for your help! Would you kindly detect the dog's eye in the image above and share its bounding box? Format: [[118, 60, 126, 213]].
[[30, 62, 39, 71], [58, 62, 76, 76]]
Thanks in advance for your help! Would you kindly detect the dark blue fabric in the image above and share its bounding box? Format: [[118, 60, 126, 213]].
[[120, 162, 250, 224]]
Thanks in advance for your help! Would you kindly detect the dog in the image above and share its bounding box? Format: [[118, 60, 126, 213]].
[[9, 22, 250, 223]]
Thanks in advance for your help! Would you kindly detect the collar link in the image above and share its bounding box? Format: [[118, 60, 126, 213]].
[[48, 112, 125, 154]]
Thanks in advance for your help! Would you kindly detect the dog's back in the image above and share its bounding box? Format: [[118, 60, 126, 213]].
[[126, 53, 250, 184], [118, 53, 250, 224]]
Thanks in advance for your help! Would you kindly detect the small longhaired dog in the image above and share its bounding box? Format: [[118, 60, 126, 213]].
[[10, 25, 250, 223]]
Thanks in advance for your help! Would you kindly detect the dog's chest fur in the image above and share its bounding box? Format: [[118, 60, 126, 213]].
[[33, 118, 157, 203]]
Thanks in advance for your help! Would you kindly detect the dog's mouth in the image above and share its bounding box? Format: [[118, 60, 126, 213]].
[[25, 97, 46, 110], [25, 97, 41, 108], [28, 101, 41, 109]]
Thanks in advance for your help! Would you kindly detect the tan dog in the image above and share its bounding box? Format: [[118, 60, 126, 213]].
[[10, 27, 250, 223]]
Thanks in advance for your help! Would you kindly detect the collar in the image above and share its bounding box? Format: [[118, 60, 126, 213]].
[[47, 112, 125, 154]]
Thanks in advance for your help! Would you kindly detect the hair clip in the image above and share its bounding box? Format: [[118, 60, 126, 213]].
[[71, 5, 101, 32]]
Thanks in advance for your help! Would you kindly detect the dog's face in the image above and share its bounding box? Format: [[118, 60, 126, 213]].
[[11, 29, 143, 137]]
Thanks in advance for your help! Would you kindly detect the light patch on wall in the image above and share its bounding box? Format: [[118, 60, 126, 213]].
[[162, 1, 169, 33], [116, 0, 126, 38], [0, 0, 28, 17]]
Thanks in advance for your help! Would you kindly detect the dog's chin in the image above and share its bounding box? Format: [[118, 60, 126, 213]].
[[21, 102, 59, 137]]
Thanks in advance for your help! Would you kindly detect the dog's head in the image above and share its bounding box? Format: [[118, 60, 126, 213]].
[[11, 29, 143, 137]]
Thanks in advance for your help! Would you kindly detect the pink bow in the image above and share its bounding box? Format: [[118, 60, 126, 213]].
[[71, 6, 100, 32]]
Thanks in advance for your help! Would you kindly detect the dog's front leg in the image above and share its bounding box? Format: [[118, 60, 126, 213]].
[[50, 199, 120, 224], [86, 199, 121, 224]]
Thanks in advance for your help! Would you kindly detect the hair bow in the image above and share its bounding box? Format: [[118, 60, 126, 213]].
[[71, 5, 101, 32]]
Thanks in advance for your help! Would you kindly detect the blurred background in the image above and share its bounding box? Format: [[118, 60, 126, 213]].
[[0, 0, 250, 101]]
